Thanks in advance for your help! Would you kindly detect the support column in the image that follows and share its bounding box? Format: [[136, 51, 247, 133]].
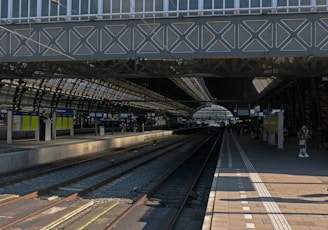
[[272, 0, 277, 13], [198, 0, 204, 16], [310, 0, 316, 11], [67, 0, 72, 19], [7, 110, 12, 144], [37, 0, 42, 18], [98, 0, 103, 18], [278, 111, 284, 150], [45, 118, 52, 141], [52, 111, 57, 140], [70, 126, 74, 137], [163, 0, 169, 16], [130, 0, 135, 18], [234, 0, 240, 14], [8, 0, 13, 19], [268, 115, 275, 145]]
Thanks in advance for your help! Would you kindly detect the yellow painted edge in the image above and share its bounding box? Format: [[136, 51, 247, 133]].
[[77, 202, 120, 230]]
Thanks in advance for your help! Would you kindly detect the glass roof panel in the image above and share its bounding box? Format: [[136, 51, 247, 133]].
[[192, 104, 233, 121]]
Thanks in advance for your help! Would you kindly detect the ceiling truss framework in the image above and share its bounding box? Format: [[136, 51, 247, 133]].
[[0, 77, 193, 116], [0, 13, 328, 116], [262, 78, 328, 131], [2, 54, 328, 116]]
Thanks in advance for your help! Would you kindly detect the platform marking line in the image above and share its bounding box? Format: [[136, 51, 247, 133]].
[[76, 202, 120, 230], [0, 216, 13, 219], [227, 133, 232, 168], [246, 223, 256, 228], [237, 169, 255, 229], [217, 131, 226, 168], [232, 135, 292, 230], [220, 131, 232, 168], [243, 206, 251, 211], [201, 130, 227, 230]]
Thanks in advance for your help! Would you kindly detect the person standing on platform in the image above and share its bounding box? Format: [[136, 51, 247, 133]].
[[297, 125, 311, 158]]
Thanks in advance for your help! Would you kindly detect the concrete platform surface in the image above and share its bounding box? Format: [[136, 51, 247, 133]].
[[0, 130, 173, 173], [203, 131, 328, 230]]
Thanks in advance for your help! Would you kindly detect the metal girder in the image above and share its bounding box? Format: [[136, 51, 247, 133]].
[[12, 79, 28, 111], [0, 76, 194, 116], [0, 13, 328, 61], [170, 77, 214, 103], [1, 12, 328, 118]]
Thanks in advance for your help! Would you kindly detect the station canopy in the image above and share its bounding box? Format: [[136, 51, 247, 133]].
[[192, 104, 233, 125]]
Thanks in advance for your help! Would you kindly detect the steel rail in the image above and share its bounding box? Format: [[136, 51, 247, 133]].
[[167, 131, 223, 229], [105, 131, 220, 230], [0, 193, 78, 230]]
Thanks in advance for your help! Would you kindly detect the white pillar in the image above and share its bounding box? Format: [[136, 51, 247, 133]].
[[163, 0, 169, 16], [130, 0, 135, 18], [234, 0, 240, 14], [98, 0, 103, 18], [45, 119, 52, 141], [8, 0, 13, 19], [67, 0, 72, 18], [37, 0, 42, 18], [70, 125, 74, 137], [198, 0, 203, 15], [310, 0, 316, 12], [272, 0, 277, 13]]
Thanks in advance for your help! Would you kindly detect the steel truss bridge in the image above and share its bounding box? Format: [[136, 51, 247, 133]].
[[0, 13, 327, 60], [1, 5, 328, 132]]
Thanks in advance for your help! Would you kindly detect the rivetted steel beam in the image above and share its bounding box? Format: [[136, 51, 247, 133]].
[[0, 13, 327, 62]]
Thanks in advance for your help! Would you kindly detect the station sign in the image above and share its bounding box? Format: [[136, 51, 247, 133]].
[[13, 111, 39, 116], [237, 108, 250, 116], [55, 109, 74, 130], [56, 109, 74, 116], [89, 112, 104, 118], [12, 111, 39, 131]]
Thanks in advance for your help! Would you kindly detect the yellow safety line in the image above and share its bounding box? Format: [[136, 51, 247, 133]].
[[0, 194, 19, 203], [77, 202, 120, 230]]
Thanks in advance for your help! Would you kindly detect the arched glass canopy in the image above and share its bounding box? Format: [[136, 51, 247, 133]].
[[192, 104, 233, 126]]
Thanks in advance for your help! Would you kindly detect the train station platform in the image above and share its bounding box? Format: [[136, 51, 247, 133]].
[[202, 131, 328, 230], [0, 129, 174, 174]]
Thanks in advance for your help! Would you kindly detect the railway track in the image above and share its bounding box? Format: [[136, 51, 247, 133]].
[[0, 131, 214, 229], [105, 129, 223, 230], [0, 136, 174, 187]]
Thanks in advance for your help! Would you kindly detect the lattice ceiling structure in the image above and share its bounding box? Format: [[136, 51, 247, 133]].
[[1, 1, 328, 117]]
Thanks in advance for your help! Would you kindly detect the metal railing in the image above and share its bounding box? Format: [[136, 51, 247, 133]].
[[0, 3, 327, 25]]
